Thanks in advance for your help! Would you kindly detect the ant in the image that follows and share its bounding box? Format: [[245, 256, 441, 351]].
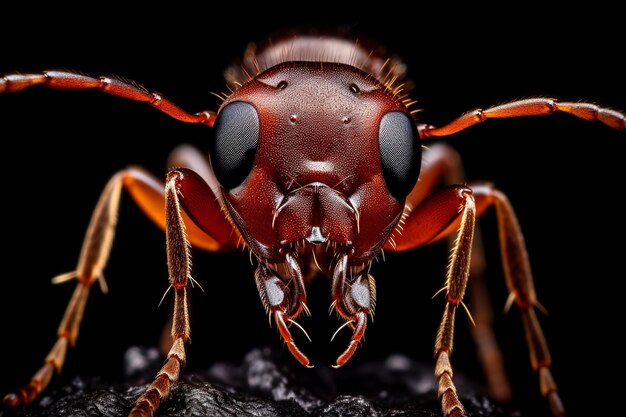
[[1, 30, 623, 417]]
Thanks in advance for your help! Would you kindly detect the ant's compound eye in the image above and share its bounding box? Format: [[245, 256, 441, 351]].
[[378, 111, 421, 199], [210, 101, 260, 189]]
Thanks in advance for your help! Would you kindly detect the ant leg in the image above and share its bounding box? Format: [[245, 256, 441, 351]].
[[390, 143, 510, 401], [432, 188, 477, 417], [3, 171, 128, 406], [387, 185, 479, 417], [3, 166, 234, 408], [1, 170, 127, 405], [391, 183, 564, 417], [479, 185, 564, 417], [128, 170, 200, 416]]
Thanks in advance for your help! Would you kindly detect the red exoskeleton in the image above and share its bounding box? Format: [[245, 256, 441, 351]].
[[1, 32, 624, 417]]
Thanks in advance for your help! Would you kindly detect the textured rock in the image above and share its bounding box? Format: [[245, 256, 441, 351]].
[[0, 347, 515, 417]]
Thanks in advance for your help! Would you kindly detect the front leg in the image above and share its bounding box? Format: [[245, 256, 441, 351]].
[[401, 186, 477, 417], [433, 189, 476, 417], [393, 184, 565, 417], [129, 170, 194, 417], [3, 154, 237, 409], [385, 184, 478, 416], [398, 143, 509, 402]]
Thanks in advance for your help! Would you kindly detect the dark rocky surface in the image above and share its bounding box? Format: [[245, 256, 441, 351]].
[[0, 346, 517, 417]]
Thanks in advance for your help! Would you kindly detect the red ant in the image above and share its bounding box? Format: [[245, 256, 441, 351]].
[[1, 31, 623, 417]]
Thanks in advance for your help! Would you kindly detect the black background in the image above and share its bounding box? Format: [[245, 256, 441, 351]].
[[0, 4, 623, 417]]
